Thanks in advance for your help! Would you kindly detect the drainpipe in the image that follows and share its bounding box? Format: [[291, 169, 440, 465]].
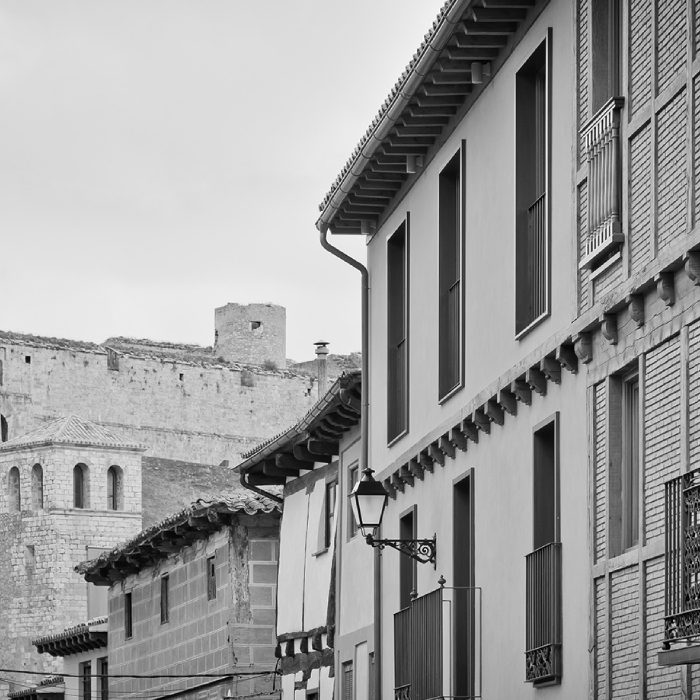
[[239, 470, 283, 504], [318, 226, 381, 700]]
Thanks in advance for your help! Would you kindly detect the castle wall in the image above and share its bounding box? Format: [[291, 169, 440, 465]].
[[0, 340, 316, 465]]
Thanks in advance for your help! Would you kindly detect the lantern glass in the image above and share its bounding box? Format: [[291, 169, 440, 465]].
[[349, 468, 389, 538]]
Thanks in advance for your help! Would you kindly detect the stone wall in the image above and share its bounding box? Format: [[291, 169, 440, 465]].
[[108, 513, 279, 700]]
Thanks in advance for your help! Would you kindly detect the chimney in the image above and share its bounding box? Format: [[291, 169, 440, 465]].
[[314, 341, 330, 398]]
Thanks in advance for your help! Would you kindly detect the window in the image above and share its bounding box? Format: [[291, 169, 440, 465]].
[[438, 148, 464, 399], [533, 417, 559, 549], [25, 545, 35, 572], [591, 0, 621, 112], [97, 657, 108, 700], [387, 219, 409, 442], [324, 481, 337, 549], [8, 467, 20, 512], [106, 348, 119, 371], [79, 661, 91, 700], [74, 464, 88, 508], [24, 355, 31, 364], [160, 575, 169, 623], [515, 35, 550, 336], [107, 466, 122, 511], [399, 508, 417, 610], [1, 415, 7, 442], [31, 464, 43, 510], [124, 592, 133, 639], [348, 465, 359, 539], [207, 555, 217, 600], [342, 661, 354, 700]]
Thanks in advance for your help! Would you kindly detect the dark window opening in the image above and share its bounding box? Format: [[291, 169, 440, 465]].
[[591, 0, 621, 112], [342, 661, 354, 700], [106, 349, 119, 371], [160, 575, 169, 624], [179, 373, 184, 381], [0, 359, 3, 385], [74, 464, 87, 509], [24, 355, 31, 364], [1, 415, 8, 443], [516, 37, 550, 335], [439, 149, 464, 399], [124, 592, 133, 639], [387, 220, 409, 442], [8, 467, 20, 512], [80, 661, 91, 700], [533, 419, 559, 549], [31, 464, 43, 510], [97, 657, 108, 700], [399, 509, 417, 610], [348, 465, 359, 539], [25, 545, 35, 571], [207, 555, 217, 600], [107, 466, 122, 511], [250, 321, 262, 330], [324, 481, 337, 549]]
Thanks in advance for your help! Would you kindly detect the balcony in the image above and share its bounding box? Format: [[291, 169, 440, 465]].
[[394, 585, 481, 700], [660, 468, 700, 665], [525, 542, 561, 684], [579, 97, 625, 270]]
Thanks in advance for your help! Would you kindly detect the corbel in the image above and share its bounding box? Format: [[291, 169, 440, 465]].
[[540, 356, 561, 384], [573, 332, 593, 364], [600, 312, 618, 345], [428, 442, 445, 467], [655, 271, 675, 307], [390, 471, 405, 493], [450, 425, 468, 451], [472, 408, 491, 433], [461, 418, 479, 443], [626, 293, 644, 327], [525, 367, 547, 396], [555, 344, 578, 374], [497, 387, 518, 416], [510, 378, 532, 405], [439, 434, 456, 459], [419, 450, 435, 473], [685, 250, 700, 285], [383, 478, 397, 500], [398, 463, 414, 487], [485, 398, 504, 426], [407, 457, 425, 481]]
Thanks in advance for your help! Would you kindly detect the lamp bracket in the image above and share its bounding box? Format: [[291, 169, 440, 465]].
[[365, 533, 436, 567]]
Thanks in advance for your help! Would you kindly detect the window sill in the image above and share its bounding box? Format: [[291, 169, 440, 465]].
[[515, 310, 550, 341], [312, 547, 329, 558], [387, 427, 409, 448], [438, 381, 463, 406]]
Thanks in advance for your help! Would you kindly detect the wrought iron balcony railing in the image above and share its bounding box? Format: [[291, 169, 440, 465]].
[[525, 542, 562, 684], [664, 468, 700, 647], [394, 584, 481, 700], [579, 97, 625, 269]]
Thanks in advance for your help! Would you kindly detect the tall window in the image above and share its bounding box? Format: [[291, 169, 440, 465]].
[[438, 148, 464, 399], [97, 657, 108, 700], [591, 0, 621, 112], [348, 465, 359, 539], [160, 575, 170, 624], [399, 509, 417, 610], [31, 464, 43, 510], [124, 592, 133, 639], [324, 481, 337, 549], [387, 220, 409, 442], [207, 556, 217, 601], [74, 464, 88, 509], [533, 417, 559, 549], [1, 415, 7, 442], [8, 467, 20, 512], [79, 661, 91, 700], [107, 466, 122, 510], [515, 36, 550, 335], [342, 661, 354, 700]]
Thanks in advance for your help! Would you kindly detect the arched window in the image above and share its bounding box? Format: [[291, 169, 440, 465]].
[[73, 464, 88, 509], [8, 467, 20, 512], [107, 466, 123, 511], [31, 464, 43, 510]]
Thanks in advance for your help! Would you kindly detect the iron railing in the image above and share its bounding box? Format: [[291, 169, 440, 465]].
[[394, 586, 481, 700], [526, 192, 547, 324], [579, 97, 624, 268], [525, 542, 561, 684], [664, 468, 700, 646]]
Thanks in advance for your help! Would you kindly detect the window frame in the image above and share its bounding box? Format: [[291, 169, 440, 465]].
[[399, 506, 417, 610], [620, 372, 640, 551], [97, 657, 108, 700], [74, 464, 88, 509], [438, 144, 466, 403], [79, 661, 92, 700], [324, 479, 337, 550], [207, 555, 217, 601], [124, 592, 133, 639], [160, 574, 170, 624]]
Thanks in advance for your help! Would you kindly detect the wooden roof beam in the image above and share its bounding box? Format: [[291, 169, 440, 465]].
[[446, 47, 499, 61], [307, 439, 339, 457], [453, 33, 508, 48], [481, 0, 536, 7], [460, 20, 518, 35], [262, 461, 297, 478], [470, 7, 527, 21], [247, 473, 285, 486], [421, 83, 472, 96], [349, 189, 395, 201], [293, 442, 331, 463], [277, 452, 314, 471], [392, 124, 444, 136]]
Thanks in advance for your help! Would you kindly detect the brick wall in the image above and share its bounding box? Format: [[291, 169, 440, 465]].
[[577, 0, 589, 165], [610, 565, 639, 698], [578, 182, 590, 313], [628, 125, 653, 274], [689, 320, 700, 465], [594, 577, 607, 700], [592, 261, 624, 306], [629, 0, 652, 118], [108, 515, 279, 700], [594, 382, 607, 563], [656, 0, 687, 94]]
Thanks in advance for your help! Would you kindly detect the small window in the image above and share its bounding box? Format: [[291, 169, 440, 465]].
[[31, 464, 43, 510], [0, 359, 3, 386], [74, 464, 88, 509], [107, 466, 123, 511], [106, 348, 120, 371], [8, 467, 20, 512], [1, 415, 7, 442], [250, 321, 262, 330], [324, 481, 337, 549], [79, 661, 92, 700], [179, 373, 184, 381], [207, 556, 217, 600], [97, 657, 108, 700], [348, 465, 359, 539], [24, 355, 31, 364], [25, 545, 35, 571], [124, 592, 133, 639], [160, 575, 169, 624]]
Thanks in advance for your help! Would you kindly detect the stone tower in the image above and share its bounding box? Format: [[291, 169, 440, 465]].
[[0, 415, 144, 693], [214, 302, 286, 369]]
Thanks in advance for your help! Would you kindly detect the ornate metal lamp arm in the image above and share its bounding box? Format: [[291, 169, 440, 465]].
[[365, 533, 436, 567]]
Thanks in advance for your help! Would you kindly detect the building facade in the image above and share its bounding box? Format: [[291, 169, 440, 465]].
[[77, 493, 281, 700], [314, 0, 700, 697]]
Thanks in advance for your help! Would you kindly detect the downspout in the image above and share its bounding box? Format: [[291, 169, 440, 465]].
[[239, 470, 283, 504], [318, 226, 381, 700]]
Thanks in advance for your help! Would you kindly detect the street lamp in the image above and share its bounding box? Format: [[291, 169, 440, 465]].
[[349, 467, 436, 566]]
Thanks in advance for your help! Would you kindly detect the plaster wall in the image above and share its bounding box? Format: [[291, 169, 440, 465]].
[[62, 645, 108, 700], [365, 0, 575, 473]]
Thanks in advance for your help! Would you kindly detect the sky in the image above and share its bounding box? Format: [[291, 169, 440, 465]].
[[0, 0, 445, 362]]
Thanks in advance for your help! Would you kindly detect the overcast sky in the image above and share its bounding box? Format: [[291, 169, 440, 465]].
[[0, 0, 445, 362]]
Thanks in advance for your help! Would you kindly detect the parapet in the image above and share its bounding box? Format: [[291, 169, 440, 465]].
[[214, 303, 286, 369]]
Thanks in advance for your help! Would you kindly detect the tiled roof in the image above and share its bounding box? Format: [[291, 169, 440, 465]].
[[33, 618, 107, 657], [75, 491, 281, 584], [0, 415, 145, 453]]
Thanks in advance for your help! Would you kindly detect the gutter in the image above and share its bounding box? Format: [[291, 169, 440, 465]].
[[315, 0, 470, 233], [240, 471, 283, 504]]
